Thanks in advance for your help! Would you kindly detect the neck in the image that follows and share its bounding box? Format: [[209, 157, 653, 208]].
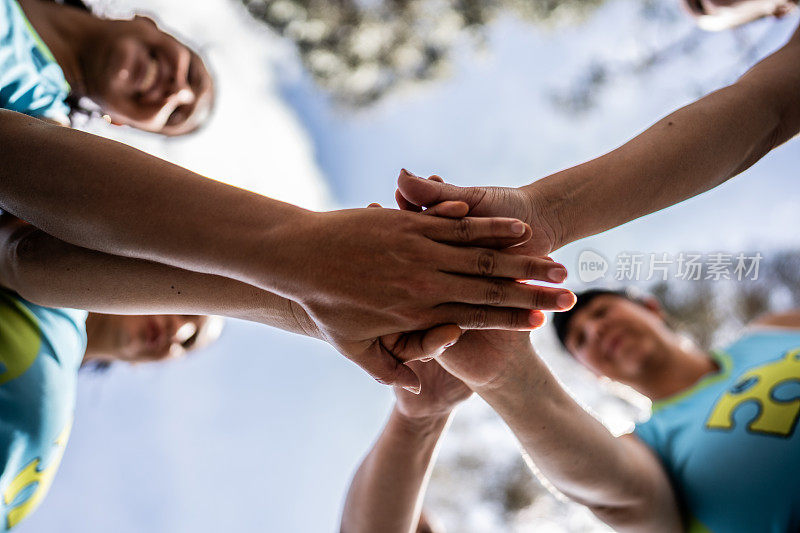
[[17, 0, 103, 95], [82, 313, 113, 365], [635, 338, 718, 401]]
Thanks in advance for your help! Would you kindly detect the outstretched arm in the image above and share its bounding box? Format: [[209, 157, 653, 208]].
[[341, 408, 448, 533], [341, 361, 471, 533], [435, 332, 682, 531], [398, 23, 800, 255], [0, 110, 576, 387], [0, 214, 314, 336]]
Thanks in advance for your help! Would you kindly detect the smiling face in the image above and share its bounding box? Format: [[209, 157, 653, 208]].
[[681, 0, 798, 30], [84, 15, 214, 135], [563, 295, 675, 385], [85, 314, 224, 365]]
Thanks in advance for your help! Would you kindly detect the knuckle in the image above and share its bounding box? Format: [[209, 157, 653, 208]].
[[529, 288, 545, 309], [476, 250, 497, 276], [484, 279, 505, 305], [467, 307, 489, 329], [454, 218, 472, 241], [523, 259, 541, 280]]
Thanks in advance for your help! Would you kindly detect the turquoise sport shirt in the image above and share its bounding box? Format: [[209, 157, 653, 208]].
[[635, 329, 800, 532], [0, 289, 87, 530], [0, 0, 70, 123]]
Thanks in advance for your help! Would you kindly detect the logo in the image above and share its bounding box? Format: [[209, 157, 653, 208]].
[[706, 348, 800, 438], [577, 250, 608, 283]]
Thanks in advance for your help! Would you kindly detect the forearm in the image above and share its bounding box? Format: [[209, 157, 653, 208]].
[[475, 352, 634, 506], [0, 223, 318, 337], [0, 110, 306, 292], [473, 351, 680, 530], [527, 27, 800, 251], [341, 408, 449, 533]]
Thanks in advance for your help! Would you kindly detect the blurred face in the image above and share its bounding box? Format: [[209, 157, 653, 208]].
[[682, 0, 797, 30], [563, 295, 673, 384], [87, 314, 223, 364], [85, 16, 214, 135]]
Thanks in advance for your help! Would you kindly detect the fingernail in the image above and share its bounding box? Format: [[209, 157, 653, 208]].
[[548, 267, 567, 282], [444, 340, 457, 348], [511, 221, 525, 236], [528, 311, 545, 327], [403, 386, 421, 395], [420, 357, 434, 362], [557, 292, 576, 310], [401, 168, 420, 178]]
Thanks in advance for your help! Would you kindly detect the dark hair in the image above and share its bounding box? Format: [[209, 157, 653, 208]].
[[52, 0, 90, 12], [552, 288, 643, 352], [80, 359, 112, 373]]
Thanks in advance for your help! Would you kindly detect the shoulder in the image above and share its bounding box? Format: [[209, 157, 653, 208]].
[[747, 310, 800, 330], [0, 288, 87, 370]]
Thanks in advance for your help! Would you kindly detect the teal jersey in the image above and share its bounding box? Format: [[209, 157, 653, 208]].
[[0, 0, 70, 122], [0, 289, 86, 530], [634, 329, 800, 532]]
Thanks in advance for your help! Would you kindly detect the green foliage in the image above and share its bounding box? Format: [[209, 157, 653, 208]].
[[240, 0, 607, 106]]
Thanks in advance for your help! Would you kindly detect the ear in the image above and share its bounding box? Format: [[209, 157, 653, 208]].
[[773, 2, 796, 17], [133, 14, 158, 28], [640, 296, 665, 320]]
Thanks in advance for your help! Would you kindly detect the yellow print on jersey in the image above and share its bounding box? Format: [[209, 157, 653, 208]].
[[3, 421, 72, 529], [706, 347, 800, 437], [0, 295, 40, 385]]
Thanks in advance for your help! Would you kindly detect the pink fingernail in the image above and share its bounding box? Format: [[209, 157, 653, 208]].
[[557, 292, 576, 309], [529, 312, 545, 327], [548, 267, 567, 282], [403, 386, 421, 395], [511, 221, 525, 235]]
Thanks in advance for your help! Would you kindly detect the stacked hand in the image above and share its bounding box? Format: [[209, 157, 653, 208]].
[[393, 359, 472, 421], [279, 205, 573, 392], [390, 172, 572, 391], [396, 169, 561, 257]]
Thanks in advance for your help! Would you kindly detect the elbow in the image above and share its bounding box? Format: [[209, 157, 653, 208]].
[[585, 479, 681, 532], [1, 226, 50, 304]]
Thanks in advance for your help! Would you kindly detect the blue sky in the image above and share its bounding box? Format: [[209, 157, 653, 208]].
[[18, 2, 800, 532]]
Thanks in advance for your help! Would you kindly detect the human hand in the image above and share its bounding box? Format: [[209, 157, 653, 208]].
[[435, 329, 536, 391], [396, 169, 562, 256], [393, 359, 472, 420], [280, 206, 573, 390], [395, 360, 472, 420]]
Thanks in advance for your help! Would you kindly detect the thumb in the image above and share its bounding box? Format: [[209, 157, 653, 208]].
[[354, 341, 422, 393], [387, 325, 463, 364], [398, 169, 476, 208], [420, 324, 463, 356]]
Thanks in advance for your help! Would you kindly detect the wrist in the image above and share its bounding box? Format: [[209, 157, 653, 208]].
[[391, 407, 451, 439], [470, 343, 538, 396], [287, 299, 323, 340], [520, 181, 570, 254], [246, 204, 317, 296]]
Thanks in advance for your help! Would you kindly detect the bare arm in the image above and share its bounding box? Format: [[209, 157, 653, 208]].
[[0, 111, 577, 387], [341, 360, 470, 533], [436, 332, 682, 531], [749, 309, 800, 329], [529, 23, 800, 250], [397, 23, 800, 256], [341, 408, 448, 533], [0, 214, 315, 336]]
